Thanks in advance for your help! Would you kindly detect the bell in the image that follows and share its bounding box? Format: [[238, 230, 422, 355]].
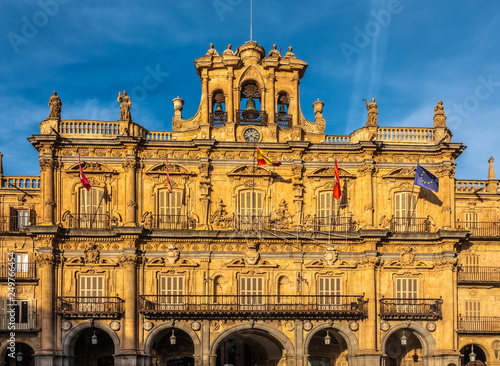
[[278, 103, 286, 114], [244, 97, 257, 111], [214, 102, 223, 112]]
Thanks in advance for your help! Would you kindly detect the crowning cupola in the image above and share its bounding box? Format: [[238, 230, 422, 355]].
[[171, 41, 326, 143]]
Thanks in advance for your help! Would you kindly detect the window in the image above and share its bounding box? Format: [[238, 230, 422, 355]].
[[1, 299, 36, 330], [318, 277, 341, 309], [8, 208, 32, 231], [159, 276, 184, 310], [237, 190, 264, 230], [394, 192, 417, 230], [15, 253, 29, 274], [79, 188, 106, 228], [158, 190, 184, 229], [317, 191, 347, 230], [79, 275, 104, 312], [464, 212, 478, 230], [240, 277, 263, 310], [464, 255, 479, 271], [395, 277, 418, 313], [464, 301, 481, 332]]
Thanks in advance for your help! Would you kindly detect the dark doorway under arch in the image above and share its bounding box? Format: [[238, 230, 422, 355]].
[[460, 344, 487, 365], [307, 328, 348, 366], [3, 342, 34, 366], [74, 327, 115, 366], [383, 329, 423, 366], [151, 328, 195, 366]]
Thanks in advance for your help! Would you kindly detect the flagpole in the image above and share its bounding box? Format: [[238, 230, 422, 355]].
[[252, 144, 256, 227], [405, 160, 420, 232]]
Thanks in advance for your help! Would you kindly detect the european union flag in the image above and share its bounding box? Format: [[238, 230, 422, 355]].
[[414, 164, 439, 193]]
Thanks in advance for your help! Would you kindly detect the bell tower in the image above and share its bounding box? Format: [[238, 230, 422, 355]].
[[171, 41, 326, 143]]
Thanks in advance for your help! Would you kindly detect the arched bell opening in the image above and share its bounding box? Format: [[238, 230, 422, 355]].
[[151, 327, 195, 366], [215, 328, 285, 366], [382, 328, 423, 366], [73, 327, 115, 366], [210, 90, 226, 127], [275, 92, 291, 129], [306, 328, 348, 366], [238, 82, 266, 125], [3, 342, 35, 366], [460, 344, 487, 365]]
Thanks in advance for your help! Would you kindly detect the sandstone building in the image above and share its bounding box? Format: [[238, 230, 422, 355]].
[[0, 41, 499, 366]]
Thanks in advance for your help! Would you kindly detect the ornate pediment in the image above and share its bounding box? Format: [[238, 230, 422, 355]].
[[227, 165, 274, 177], [227, 258, 246, 267], [305, 259, 325, 268], [307, 167, 354, 179], [66, 162, 117, 175], [383, 167, 417, 179], [145, 163, 195, 176]]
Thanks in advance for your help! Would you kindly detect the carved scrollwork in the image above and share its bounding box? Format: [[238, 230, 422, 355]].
[[36, 254, 55, 267], [39, 158, 54, 171], [117, 255, 138, 268], [83, 243, 100, 264], [211, 199, 232, 229]]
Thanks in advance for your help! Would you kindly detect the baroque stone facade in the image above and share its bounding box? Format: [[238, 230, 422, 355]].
[[0, 41, 499, 366]]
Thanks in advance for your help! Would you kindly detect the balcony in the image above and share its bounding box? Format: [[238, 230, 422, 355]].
[[389, 216, 433, 233], [236, 110, 268, 126], [275, 113, 292, 129], [0, 215, 36, 232], [210, 111, 227, 127], [148, 214, 196, 230], [458, 266, 500, 284], [456, 221, 500, 237], [62, 213, 111, 229], [57, 297, 125, 318], [139, 295, 367, 320], [0, 261, 37, 281], [301, 215, 358, 233], [380, 298, 442, 320], [458, 316, 500, 333]]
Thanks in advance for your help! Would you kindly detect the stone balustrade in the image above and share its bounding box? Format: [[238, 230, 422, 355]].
[[323, 135, 351, 144], [456, 180, 488, 192], [146, 131, 173, 141], [60, 120, 121, 136], [2, 176, 41, 189], [377, 127, 433, 143]]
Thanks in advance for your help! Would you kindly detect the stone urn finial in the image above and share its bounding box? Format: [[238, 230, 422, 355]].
[[172, 96, 184, 117], [313, 99, 324, 115]]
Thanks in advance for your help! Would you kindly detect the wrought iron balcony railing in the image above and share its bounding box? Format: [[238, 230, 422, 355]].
[[456, 221, 500, 237], [458, 266, 500, 284], [57, 297, 125, 318], [148, 214, 196, 230], [0, 311, 38, 331], [0, 261, 37, 281], [380, 298, 442, 320], [275, 113, 292, 129], [458, 316, 500, 333], [210, 111, 227, 127], [233, 214, 271, 231], [62, 213, 111, 229], [236, 110, 268, 126], [301, 215, 358, 232], [389, 216, 433, 233], [139, 295, 367, 319], [0, 215, 36, 232]]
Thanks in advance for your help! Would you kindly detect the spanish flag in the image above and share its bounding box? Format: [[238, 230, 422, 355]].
[[165, 158, 173, 193], [256, 146, 281, 166], [78, 153, 91, 191], [333, 159, 341, 200]]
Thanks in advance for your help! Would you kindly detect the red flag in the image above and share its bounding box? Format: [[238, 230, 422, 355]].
[[333, 159, 341, 200], [255, 146, 281, 166], [78, 154, 91, 191], [165, 158, 173, 193]]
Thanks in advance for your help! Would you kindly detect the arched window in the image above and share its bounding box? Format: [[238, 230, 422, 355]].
[[79, 187, 106, 228]]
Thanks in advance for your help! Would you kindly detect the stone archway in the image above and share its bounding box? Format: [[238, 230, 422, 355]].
[[61, 321, 120, 366], [303, 322, 359, 366], [380, 323, 436, 366], [143, 322, 201, 366], [1, 342, 35, 366], [211, 323, 295, 366], [460, 344, 488, 364]]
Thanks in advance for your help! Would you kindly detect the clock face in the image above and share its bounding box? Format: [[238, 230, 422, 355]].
[[244, 128, 260, 142]]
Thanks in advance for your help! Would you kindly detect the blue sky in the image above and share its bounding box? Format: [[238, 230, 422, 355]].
[[1, 0, 499, 180]]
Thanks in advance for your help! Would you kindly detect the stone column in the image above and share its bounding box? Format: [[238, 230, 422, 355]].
[[123, 160, 137, 226], [226, 68, 234, 123], [40, 157, 55, 225], [356, 164, 376, 228], [118, 254, 137, 354], [202, 71, 209, 124], [436, 166, 455, 229], [35, 251, 56, 363], [198, 161, 211, 230]]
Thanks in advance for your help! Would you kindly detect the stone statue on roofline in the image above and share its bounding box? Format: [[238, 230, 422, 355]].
[[433, 100, 447, 128], [206, 43, 219, 56], [117, 91, 132, 121], [363, 98, 378, 126], [268, 44, 281, 58], [48, 91, 62, 119]]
